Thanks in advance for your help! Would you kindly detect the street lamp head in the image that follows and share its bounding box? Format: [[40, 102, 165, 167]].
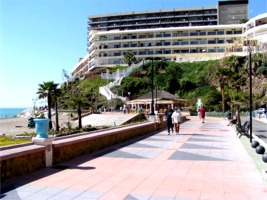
[[159, 65, 165, 74], [140, 68, 147, 75]]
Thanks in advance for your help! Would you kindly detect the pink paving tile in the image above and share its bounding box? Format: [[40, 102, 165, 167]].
[[177, 190, 202, 200], [223, 193, 254, 200], [201, 180, 225, 196], [154, 149, 176, 160], [152, 178, 183, 198], [99, 177, 146, 200], [199, 193, 225, 200], [223, 181, 247, 194]]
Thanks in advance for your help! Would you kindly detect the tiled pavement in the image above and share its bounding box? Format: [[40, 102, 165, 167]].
[[1, 117, 267, 200]]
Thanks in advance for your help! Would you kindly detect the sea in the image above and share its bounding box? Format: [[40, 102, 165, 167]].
[[0, 108, 28, 119]]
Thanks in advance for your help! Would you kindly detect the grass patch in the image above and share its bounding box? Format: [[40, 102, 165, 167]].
[[239, 136, 267, 182], [0, 136, 32, 147]]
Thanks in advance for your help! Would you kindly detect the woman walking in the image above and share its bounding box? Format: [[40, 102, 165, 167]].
[[172, 107, 181, 135]]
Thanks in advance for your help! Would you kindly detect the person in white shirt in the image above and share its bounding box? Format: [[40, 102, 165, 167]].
[[171, 107, 181, 135]]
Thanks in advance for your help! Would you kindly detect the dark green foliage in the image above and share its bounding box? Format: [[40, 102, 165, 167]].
[[57, 53, 266, 114]]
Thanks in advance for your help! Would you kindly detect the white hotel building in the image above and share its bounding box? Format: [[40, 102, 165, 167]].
[[71, 0, 267, 78]]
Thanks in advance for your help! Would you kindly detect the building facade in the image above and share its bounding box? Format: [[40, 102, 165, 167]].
[[71, 1, 266, 78]]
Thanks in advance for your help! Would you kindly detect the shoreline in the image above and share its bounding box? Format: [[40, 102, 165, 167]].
[[0, 113, 76, 137]]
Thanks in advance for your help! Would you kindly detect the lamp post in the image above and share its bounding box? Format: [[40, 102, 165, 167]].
[[141, 57, 165, 115], [155, 84, 158, 113], [249, 50, 253, 143], [244, 39, 257, 143]]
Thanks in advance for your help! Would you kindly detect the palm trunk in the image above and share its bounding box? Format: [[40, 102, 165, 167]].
[[78, 105, 82, 129], [47, 93, 52, 129], [221, 83, 225, 113], [55, 100, 59, 131]]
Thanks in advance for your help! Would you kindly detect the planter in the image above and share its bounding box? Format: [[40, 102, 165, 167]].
[[34, 118, 50, 138]]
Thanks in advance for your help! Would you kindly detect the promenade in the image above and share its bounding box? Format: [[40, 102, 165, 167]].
[[1, 116, 267, 200]]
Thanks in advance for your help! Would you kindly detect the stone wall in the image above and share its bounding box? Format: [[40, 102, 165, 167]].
[[52, 122, 157, 164], [1, 146, 46, 182]]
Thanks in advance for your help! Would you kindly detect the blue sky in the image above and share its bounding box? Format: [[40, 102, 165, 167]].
[[0, 0, 266, 108]]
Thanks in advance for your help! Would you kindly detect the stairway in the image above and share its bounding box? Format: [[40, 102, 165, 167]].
[[99, 60, 146, 101]]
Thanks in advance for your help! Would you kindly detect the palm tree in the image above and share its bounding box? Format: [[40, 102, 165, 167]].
[[52, 87, 62, 131], [123, 51, 136, 66], [210, 66, 232, 112], [37, 81, 59, 129], [71, 97, 87, 129]]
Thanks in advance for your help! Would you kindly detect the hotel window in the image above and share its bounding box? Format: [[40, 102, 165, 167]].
[[208, 31, 216, 35], [181, 32, 189, 36], [199, 32, 206, 36], [226, 31, 233, 34], [164, 50, 171, 54], [190, 40, 198, 45], [173, 41, 180, 45], [181, 49, 189, 53], [208, 40, 216, 44], [163, 33, 171, 37], [190, 32, 198, 36], [226, 39, 234, 43], [217, 39, 224, 44], [199, 40, 207, 44], [181, 41, 189, 45], [131, 43, 137, 47], [139, 51, 147, 55], [234, 30, 242, 34], [114, 44, 121, 48], [164, 42, 171, 46], [114, 36, 121, 40], [114, 52, 121, 56], [139, 35, 146, 39], [208, 49, 216, 52], [217, 31, 224, 35], [173, 32, 180, 37]]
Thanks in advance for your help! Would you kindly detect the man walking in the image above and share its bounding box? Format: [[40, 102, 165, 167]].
[[165, 105, 174, 135]]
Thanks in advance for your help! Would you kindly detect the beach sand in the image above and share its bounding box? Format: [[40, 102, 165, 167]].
[[0, 113, 77, 137]]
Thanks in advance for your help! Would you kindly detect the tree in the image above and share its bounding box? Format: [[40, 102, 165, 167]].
[[123, 51, 136, 66], [37, 81, 59, 129], [53, 87, 62, 131], [70, 97, 87, 129], [209, 65, 232, 112]]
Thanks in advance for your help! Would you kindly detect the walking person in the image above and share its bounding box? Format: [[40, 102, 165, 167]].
[[165, 105, 174, 135], [198, 106, 206, 123], [172, 107, 181, 135]]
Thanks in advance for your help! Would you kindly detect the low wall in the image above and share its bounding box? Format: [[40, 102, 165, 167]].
[[0, 115, 187, 182], [0, 145, 46, 182], [0, 120, 166, 182], [52, 122, 158, 164]]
